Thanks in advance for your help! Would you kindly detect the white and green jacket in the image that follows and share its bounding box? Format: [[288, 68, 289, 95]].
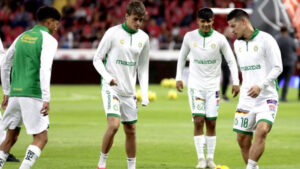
[[0, 39, 4, 61], [1, 25, 57, 102], [234, 29, 283, 99], [93, 23, 150, 105], [176, 28, 239, 91]]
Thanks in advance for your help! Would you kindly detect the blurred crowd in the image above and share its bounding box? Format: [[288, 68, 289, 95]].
[[0, 0, 254, 49]]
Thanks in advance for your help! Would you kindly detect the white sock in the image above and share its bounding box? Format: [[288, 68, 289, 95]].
[[246, 159, 258, 169], [19, 145, 41, 169], [0, 130, 6, 145], [127, 157, 136, 169], [0, 151, 9, 169], [0, 113, 6, 145], [206, 136, 216, 159], [97, 152, 108, 168], [194, 135, 205, 160]]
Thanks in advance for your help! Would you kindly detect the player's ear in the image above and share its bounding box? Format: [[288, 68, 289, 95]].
[[125, 13, 129, 20], [210, 17, 214, 25], [241, 17, 247, 25]]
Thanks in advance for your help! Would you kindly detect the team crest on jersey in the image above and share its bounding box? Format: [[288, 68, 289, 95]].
[[211, 43, 216, 49], [120, 40, 124, 45], [254, 45, 258, 52], [238, 47, 242, 53], [138, 42, 142, 47], [193, 42, 197, 47]]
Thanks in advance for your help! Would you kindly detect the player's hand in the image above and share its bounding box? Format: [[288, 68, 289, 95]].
[[247, 85, 261, 98], [109, 79, 118, 86], [232, 85, 240, 97], [41, 102, 50, 116], [1, 95, 9, 110], [176, 80, 184, 92]]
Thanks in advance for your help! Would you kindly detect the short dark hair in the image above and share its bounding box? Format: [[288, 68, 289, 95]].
[[280, 25, 288, 33], [36, 6, 61, 22], [197, 8, 214, 20], [126, 0, 146, 17], [227, 9, 249, 21]]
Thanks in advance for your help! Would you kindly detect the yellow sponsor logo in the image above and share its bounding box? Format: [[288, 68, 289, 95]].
[[21, 35, 38, 44], [238, 47, 242, 53], [120, 40, 124, 45], [13, 88, 23, 91], [193, 42, 197, 47]]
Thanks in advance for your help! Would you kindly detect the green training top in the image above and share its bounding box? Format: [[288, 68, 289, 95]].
[[10, 25, 50, 99]]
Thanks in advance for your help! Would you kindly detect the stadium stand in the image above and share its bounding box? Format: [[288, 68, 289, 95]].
[[0, 0, 254, 49]]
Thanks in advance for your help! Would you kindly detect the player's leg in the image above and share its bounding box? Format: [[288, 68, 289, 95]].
[[19, 130, 47, 169], [233, 99, 256, 165], [0, 97, 22, 169], [123, 123, 136, 169], [221, 62, 230, 101], [204, 91, 219, 168], [194, 116, 206, 169], [281, 66, 293, 101], [245, 122, 271, 169], [205, 119, 216, 168], [0, 129, 20, 168], [0, 113, 5, 144], [97, 86, 121, 169], [98, 117, 120, 169], [246, 99, 277, 169], [189, 88, 206, 169], [18, 97, 49, 169], [121, 95, 138, 169], [237, 133, 252, 163], [278, 66, 287, 101]]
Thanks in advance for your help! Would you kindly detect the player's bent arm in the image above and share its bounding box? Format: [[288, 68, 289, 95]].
[[258, 35, 283, 89], [93, 28, 114, 83], [138, 37, 150, 106], [93, 55, 113, 84], [0, 38, 5, 59], [175, 34, 190, 82], [1, 35, 20, 95], [40, 32, 58, 102], [221, 36, 239, 86]]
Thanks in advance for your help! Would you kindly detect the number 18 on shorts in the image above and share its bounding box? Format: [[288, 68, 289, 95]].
[[233, 99, 278, 135]]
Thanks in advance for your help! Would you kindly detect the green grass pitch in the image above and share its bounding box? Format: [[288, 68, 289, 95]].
[[1, 85, 300, 169]]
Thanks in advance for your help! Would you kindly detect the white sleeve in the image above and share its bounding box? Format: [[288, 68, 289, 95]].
[[138, 37, 150, 106], [258, 35, 283, 89], [40, 32, 58, 102], [0, 39, 5, 60], [221, 37, 239, 86], [93, 29, 113, 83], [1, 37, 20, 95], [176, 34, 190, 81]]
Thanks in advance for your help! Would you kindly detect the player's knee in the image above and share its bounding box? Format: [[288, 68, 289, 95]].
[[206, 120, 216, 129], [256, 129, 268, 140], [124, 125, 136, 136], [194, 116, 205, 128], [237, 134, 251, 148], [108, 124, 120, 133]]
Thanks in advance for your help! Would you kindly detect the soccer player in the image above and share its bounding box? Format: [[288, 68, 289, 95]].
[[176, 8, 240, 169], [227, 9, 282, 169], [93, 1, 149, 169], [0, 6, 60, 169], [0, 38, 20, 163]]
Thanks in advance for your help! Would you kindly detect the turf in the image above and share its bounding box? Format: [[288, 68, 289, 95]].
[[1, 85, 300, 169]]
